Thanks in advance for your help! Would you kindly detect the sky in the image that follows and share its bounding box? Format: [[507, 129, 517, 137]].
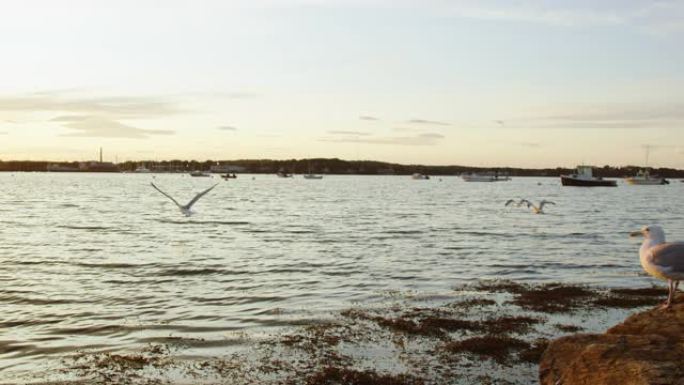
[[1, 0, 683, 168]]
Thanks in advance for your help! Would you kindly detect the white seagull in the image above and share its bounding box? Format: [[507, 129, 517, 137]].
[[151, 182, 218, 216], [631, 225, 684, 309], [520, 199, 555, 214]]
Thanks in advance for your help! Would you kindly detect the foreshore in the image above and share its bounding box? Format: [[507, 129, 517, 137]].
[[6, 281, 675, 385]]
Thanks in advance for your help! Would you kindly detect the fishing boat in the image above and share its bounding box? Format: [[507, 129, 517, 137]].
[[625, 169, 668, 185], [276, 171, 293, 178], [189, 170, 211, 177], [411, 173, 430, 180], [134, 165, 151, 173], [461, 172, 510, 182], [561, 166, 616, 187], [221, 173, 238, 180]]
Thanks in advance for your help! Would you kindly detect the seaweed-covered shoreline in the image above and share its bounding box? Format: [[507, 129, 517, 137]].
[[6, 281, 668, 385]]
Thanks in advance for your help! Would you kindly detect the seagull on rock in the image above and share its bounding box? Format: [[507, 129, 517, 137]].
[[631, 225, 684, 309]]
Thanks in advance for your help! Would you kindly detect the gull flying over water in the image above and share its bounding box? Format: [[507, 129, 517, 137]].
[[151, 182, 218, 216], [631, 225, 684, 309], [520, 199, 555, 214], [505, 199, 527, 207]]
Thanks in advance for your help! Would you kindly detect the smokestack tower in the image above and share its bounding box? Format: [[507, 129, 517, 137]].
[[99, 147, 103, 163]]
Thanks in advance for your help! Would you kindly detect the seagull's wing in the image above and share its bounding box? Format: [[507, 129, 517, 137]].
[[505, 199, 515, 206], [539, 200, 555, 209], [185, 183, 219, 209], [649, 243, 684, 274], [150, 183, 182, 208], [519, 199, 532, 208]]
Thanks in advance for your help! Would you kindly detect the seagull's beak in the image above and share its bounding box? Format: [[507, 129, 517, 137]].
[[629, 230, 643, 237]]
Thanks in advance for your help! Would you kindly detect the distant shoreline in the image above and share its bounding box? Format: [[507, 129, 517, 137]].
[[1, 158, 684, 177]]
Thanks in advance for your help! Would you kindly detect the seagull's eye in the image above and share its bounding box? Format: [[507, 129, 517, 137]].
[[645, 228, 650, 232]]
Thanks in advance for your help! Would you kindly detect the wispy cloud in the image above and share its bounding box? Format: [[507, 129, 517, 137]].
[[407, 118, 451, 126], [320, 132, 445, 146], [0, 91, 182, 139], [359, 115, 379, 121], [501, 103, 684, 130], [0, 94, 181, 118], [435, 1, 684, 35], [491, 139, 541, 148], [327, 130, 372, 136], [217, 125, 238, 131], [59, 116, 174, 138]]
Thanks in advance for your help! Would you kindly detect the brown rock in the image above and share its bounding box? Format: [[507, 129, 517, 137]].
[[540, 294, 684, 385]]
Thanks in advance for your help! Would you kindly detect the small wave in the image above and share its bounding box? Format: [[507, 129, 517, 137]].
[[74, 262, 149, 269], [0, 295, 90, 305], [155, 219, 250, 225], [156, 268, 248, 277], [383, 230, 424, 235], [58, 225, 116, 231]]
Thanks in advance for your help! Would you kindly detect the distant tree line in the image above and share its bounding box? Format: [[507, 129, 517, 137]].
[[2, 158, 684, 177]]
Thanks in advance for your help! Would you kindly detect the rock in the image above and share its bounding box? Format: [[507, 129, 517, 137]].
[[539, 293, 684, 385]]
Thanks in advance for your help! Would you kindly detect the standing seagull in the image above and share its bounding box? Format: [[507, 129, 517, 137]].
[[520, 199, 555, 214], [151, 182, 219, 216], [631, 225, 684, 309]]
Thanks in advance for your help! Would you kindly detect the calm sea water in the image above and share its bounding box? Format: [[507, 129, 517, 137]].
[[1, 173, 683, 379]]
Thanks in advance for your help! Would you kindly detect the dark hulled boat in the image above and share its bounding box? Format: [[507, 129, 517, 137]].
[[561, 166, 617, 187]]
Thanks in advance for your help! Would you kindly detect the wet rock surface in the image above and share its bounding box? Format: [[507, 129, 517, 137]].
[[540, 293, 684, 385], [8, 281, 675, 385]]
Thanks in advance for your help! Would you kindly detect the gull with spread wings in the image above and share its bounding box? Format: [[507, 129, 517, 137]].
[[151, 182, 218, 216]]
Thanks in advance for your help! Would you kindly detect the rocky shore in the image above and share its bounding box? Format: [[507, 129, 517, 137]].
[[10, 282, 676, 385], [540, 293, 684, 385]]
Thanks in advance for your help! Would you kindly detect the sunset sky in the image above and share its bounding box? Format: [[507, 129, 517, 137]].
[[1, 0, 683, 167]]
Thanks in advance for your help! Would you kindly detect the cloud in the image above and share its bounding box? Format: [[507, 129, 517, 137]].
[[0, 91, 183, 139], [59, 116, 174, 138], [320, 132, 445, 146], [217, 125, 238, 131], [407, 118, 451, 126], [0, 131, 7, 135], [501, 103, 684, 130], [0, 94, 181, 118], [359, 115, 379, 121], [327, 130, 372, 136]]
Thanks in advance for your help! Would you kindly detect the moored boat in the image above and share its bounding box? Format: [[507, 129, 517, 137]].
[[625, 169, 668, 185], [190, 170, 211, 177], [303, 174, 323, 179], [411, 173, 430, 180], [561, 166, 616, 187], [461, 172, 510, 182]]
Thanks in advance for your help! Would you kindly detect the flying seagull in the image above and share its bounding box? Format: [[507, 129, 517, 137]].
[[505, 199, 527, 207], [631, 225, 684, 309], [151, 182, 218, 216], [520, 199, 555, 214]]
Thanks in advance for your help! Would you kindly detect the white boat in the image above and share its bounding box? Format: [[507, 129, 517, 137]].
[[189, 170, 211, 177], [134, 165, 151, 173], [411, 173, 430, 180], [625, 169, 668, 185], [461, 172, 510, 182], [303, 174, 323, 179]]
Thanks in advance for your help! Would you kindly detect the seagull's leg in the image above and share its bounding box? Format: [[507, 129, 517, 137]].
[[662, 280, 674, 309]]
